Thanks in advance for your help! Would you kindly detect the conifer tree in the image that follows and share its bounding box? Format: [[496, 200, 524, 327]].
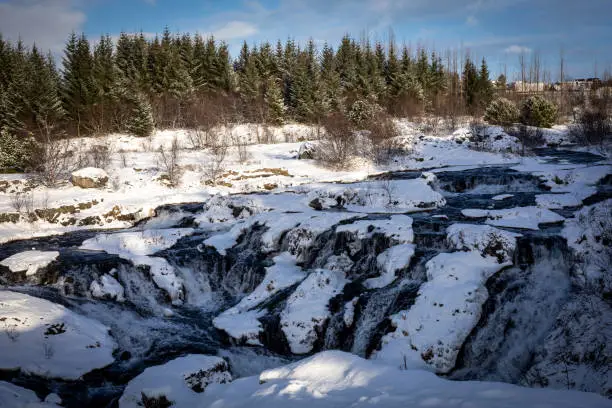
[[126, 93, 154, 137], [478, 57, 493, 107]]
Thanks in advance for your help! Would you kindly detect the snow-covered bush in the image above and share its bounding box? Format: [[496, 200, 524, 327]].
[[318, 112, 357, 168], [0, 130, 36, 171], [520, 95, 558, 128], [573, 107, 611, 146], [484, 98, 519, 127]]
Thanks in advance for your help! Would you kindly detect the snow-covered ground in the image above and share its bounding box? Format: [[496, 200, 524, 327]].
[[198, 351, 611, 408], [0, 290, 116, 380], [0, 250, 59, 276]]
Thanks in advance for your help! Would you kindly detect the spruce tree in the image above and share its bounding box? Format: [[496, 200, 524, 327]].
[[478, 57, 493, 108], [126, 93, 154, 137], [462, 57, 479, 110]]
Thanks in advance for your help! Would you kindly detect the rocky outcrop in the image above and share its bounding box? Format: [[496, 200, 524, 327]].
[[71, 167, 108, 188]]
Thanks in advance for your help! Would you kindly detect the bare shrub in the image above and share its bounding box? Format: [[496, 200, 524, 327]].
[[118, 150, 129, 167], [157, 137, 182, 187], [233, 135, 250, 164], [34, 137, 73, 186], [380, 176, 397, 207], [87, 143, 114, 169], [9, 193, 27, 213], [204, 130, 228, 184], [507, 124, 545, 155], [469, 120, 488, 151], [3, 322, 19, 342], [318, 112, 356, 169], [367, 115, 402, 164], [572, 105, 611, 146], [141, 393, 173, 408]]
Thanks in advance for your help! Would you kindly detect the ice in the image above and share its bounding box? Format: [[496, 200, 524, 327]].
[[462, 206, 565, 230], [365, 244, 416, 289]]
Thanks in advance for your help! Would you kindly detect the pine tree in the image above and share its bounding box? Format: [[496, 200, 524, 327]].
[[462, 57, 479, 110], [265, 77, 285, 125], [28, 47, 64, 133], [478, 57, 493, 108], [126, 93, 154, 137]]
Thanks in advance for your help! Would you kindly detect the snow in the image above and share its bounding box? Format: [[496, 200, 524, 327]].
[[492, 194, 513, 201], [119, 354, 231, 408], [536, 193, 583, 209], [462, 206, 565, 230], [198, 350, 611, 408], [0, 250, 59, 276], [0, 381, 59, 407], [213, 252, 306, 345], [81, 228, 193, 304], [375, 251, 511, 373], [365, 244, 416, 289], [446, 223, 521, 262], [343, 297, 358, 327], [0, 291, 116, 380], [280, 269, 347, 354], [336, 215, 414, 244], [90, 272, 125, 302]]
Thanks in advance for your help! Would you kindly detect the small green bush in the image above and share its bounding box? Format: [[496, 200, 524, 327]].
[[520, 95, 558, 128], [0, 130, 36, 171], [484, 98, 519, 127]]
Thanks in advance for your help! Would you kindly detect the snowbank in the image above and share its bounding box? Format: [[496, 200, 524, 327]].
[[536, 193, 582, 209], [213, 253, 306, 345], [0, 381, 59, 407], [0, 250, 59, 276], [375, 251, 510, 373], [280, 269, 347, 354], [462, 206, 565, 230], [81, 228, 193, 304], [0, 291, 116, 380], [198, 350, 611, 408], [119, 355, 231, 408]]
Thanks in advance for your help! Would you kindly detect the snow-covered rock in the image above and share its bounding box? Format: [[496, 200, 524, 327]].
[[81, 228, 193, 304], [0, 250, 59, 276], [280, 269, 347, 354], [462, 206, 565, 230], [298, 141, 318, 159], [213, 253, 306, 345], [336, 215, 414, 244], [71, 167, 109, 188], [446, 223, 521, 262], [119, 355, 231, 408], [0, 291, 116, 380], [198, 350, 611, 408], [364, 244, 415, 289], [492, 193, 514, 201], [90, 273, 125, 302], [375, 251, 511, 373]]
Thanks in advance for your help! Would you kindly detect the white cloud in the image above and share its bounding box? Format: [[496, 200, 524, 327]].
[[466, 15, 478, 26], [504, 45, 532, 54], [0, 0, 85, 53], [211, 21, 259, 40]]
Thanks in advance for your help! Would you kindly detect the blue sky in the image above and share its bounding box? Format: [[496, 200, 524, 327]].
[[1, 0, 611, 80]]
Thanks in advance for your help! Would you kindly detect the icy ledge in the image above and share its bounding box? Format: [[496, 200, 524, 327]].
[[197, 351, 611, 408], [0, 250, 59, 276], [0, 291, 116, 380], [462, 206, 565, 230]]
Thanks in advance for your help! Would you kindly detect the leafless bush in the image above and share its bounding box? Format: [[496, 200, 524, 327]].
[[380, 176, 397, 207], [469, 120, 488, 151], [367, 114, 401, 164], [318, 112, 357, 169], [118, 150, 129, 167], [87, 143, 114, 169], [43, 340, 55, 359], [157, 137, 182, 187], [3, 322, 19, 342], [507, 124, 545, 155], [9, 193, 27, 213], [34, 137, 74, 186], [204, 130, 228, 184], [572, 105, 611, 147], [233, 135, 250, 163]]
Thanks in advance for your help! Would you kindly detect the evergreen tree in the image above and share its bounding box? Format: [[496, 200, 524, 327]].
[[462, 57, 479, 110], [478, 57, 493, 107], [126, 93, 154, 137]]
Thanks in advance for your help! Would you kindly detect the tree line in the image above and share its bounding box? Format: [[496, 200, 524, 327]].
[[0, 29, 499, 141]]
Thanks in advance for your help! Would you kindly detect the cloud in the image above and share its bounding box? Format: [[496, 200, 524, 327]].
[[211, 21, 259, 40], [466, 15, 478, 26], [504, 45, 532, 54], [0, 0, 85, 53]]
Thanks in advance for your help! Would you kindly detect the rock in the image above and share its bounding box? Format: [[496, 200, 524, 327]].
[[71, 167, 109, 188], [298, 141, 317, 159], [308, 198, 323, 211]]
